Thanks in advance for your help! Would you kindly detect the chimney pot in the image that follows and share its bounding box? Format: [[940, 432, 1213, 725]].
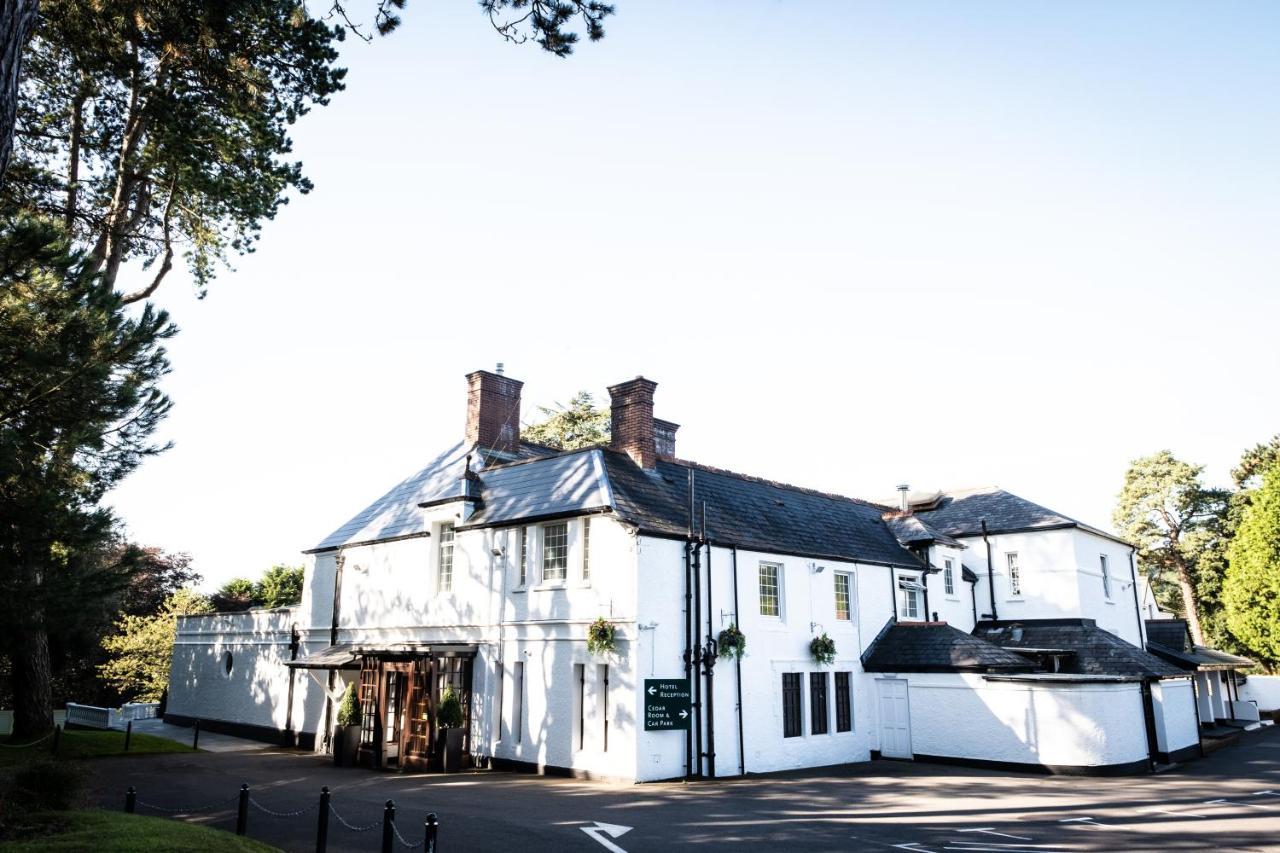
[[897, 484, 910, 512], [465, 369, 523, 457]]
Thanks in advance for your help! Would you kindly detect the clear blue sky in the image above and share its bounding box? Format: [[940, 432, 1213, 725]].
[[106, 1, 1280, 589]]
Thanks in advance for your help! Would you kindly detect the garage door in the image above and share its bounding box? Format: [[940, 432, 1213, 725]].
[[877, 678, 912, 759]]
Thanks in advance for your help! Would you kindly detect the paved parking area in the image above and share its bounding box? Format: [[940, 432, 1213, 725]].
[[87, 726, 1280, 852]]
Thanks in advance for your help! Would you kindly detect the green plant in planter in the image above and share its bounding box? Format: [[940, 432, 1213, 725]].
[[439, 686, 464, 729], [717, 624, 747, 660], [810, 632, 836, 666], [336, 682, 359, 727], [587, 617, 617, 654]]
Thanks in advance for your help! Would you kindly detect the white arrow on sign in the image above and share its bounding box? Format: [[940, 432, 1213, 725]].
[[679, 710, 688, 719], [581, 821, 632, 853], [648, 685, 657, 696]]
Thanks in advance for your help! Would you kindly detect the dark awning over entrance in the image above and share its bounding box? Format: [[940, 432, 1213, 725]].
[[285, 642, 478, 669]]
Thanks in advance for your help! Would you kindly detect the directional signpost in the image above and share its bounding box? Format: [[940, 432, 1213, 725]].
[[644, 678, 691, 731]]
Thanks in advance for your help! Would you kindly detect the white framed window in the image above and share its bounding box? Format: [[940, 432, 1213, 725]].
[[900, 586, 920, 619], [759, 562, 782, 617], [437, 521, 455, 592], [1007, 552, 1022, 597], [518, 526, 528, 588], [943, 557, 955, 596], [582, 517, 592, 582], [834, 572, 851, 621], [1100, 554, 1112, 600], [542, 522, 568, 582]]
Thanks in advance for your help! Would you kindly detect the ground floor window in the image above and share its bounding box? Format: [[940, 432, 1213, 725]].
[[782, 672, 802, 738], [810, 672, 829, 735], [835, 671, 852, 732]]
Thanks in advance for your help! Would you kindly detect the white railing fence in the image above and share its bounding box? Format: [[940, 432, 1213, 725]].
[[121, 702, 160, 721], [66, 702, 119, 729]]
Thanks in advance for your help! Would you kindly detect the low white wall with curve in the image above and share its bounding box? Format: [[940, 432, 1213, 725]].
[[1151, 678, 1199, 759], [1242, 675, 1280, 713], [168, 607, 306, 736], [902, 673, 1149, 770]]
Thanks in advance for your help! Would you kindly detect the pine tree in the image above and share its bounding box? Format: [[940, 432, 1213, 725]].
[[522, 391, 610, 450]]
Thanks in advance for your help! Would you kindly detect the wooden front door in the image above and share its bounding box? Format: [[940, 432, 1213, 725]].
[[877, 678, 913, 760]]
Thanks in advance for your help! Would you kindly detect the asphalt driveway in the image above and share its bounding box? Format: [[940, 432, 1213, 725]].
[[85, 726, 1280, 852]]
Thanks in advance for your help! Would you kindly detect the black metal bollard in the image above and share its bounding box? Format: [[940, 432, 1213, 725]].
[[125, 786, 136, 814], [315, 786, 330, 853], [193, 719, 201, 750], [236, 784, 249, 836], [124, 719, 133, 752], [51, 724, 61, 756], [381, 800, 395, 853], [425, 812, 438, 853]]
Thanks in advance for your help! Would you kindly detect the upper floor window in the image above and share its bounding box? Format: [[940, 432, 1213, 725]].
[[1007, 552, 1022, 597], [542, 522, 569, 582], [437, 522, 455, 592], [900, 585, 920, 619], [943, 557, 955, 596], [582, 518, 592, 582], [1100, 554, 1112, 600], [518, 526, 528, 587], [759, 562, 782, 617], [834, 572, 851, 621]]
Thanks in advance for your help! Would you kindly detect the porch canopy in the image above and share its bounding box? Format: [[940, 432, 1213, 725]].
[[285, 642, 477, 670]]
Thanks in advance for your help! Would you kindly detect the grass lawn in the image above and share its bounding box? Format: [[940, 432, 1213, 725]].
[[0, 730, 193, 766], [0, 810, 279, 852]]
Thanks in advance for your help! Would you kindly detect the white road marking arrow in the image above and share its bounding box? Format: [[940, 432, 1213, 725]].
[[648, 686, 657, 696], [581, 821, 633, 853], [891, 843, 935, 852], [956, 828, 1033, 841], [679, 709, 689, 719]]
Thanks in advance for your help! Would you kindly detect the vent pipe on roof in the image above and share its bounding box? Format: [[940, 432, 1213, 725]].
[[897, 484, 910, 512]]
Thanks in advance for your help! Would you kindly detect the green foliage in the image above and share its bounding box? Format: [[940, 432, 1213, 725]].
[[336, 682, 359, 728], [480, 1, 615, 57], [1113, 451, 1228, 643], [586, 617, 616, 655], [6, 0, 347, 300], [1, 809, 278, 852], [438, 685, 464, 729], [253, 564, 304, 608], [717, 624, 746, 661], [809, 633, 836, 666], [0, 216, 174, 735], [210, 578, 255, 612], [1224, 467, 1280, 672], [98, 588, 213, 702], [1232, 434, 1280, 489], [522, 391, 610, 450], [4, 759, 86, 812]]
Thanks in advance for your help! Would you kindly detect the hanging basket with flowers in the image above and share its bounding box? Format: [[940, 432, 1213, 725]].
[[717, 624, 747, 661], [587, 617, 617, 655], [809, 632, 837, 666]]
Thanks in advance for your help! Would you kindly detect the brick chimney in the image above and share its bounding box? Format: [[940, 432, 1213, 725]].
[[465, 368, 522, 456], [654, 418, 680, 461], [608, 377, 660, 469]]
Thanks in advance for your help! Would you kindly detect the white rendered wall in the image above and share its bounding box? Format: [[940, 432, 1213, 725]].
[[1242, 675, 1280, 712], [1070, 531, 1143, 646], [954, 529, 1080, 623], [922, 544, 976, 630], [899, 673, 1149, 769], [169, 608, 312, 734], [1151, 679, 1199, 757]]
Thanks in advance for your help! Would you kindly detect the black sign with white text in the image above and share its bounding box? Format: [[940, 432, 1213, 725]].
[[644, 678, 691, 731]]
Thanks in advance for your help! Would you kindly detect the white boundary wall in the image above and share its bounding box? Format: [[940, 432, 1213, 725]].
[[1242, 675, 1280, 712], [1151, 678, 1199, 758], [897, 673, 1149, 770]]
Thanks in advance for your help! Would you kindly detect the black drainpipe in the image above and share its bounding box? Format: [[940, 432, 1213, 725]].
[[702, 512, 716, 778], [692, 534, 703, 778], [981, 519, 998, 622], [918, 546, 932, 621], [1128, 549, 1146, 647], [968, 574, 978, 625], [323, 552, 346, 752], [1189, 673, 1206, 756], [731, 546, 745, 776], [1140, 678, 1160, 770], [683, 537, 693, 781]]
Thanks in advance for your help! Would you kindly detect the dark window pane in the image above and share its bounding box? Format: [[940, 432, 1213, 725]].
[[835, 671, 852, 733], [810, 672, 829, 735], [782, 673, 802, 738]]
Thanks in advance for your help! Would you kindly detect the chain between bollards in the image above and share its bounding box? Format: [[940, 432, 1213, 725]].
[[315, 786, 330, 853], [125, 786, 136, 814], [236, 784, 250, 836]]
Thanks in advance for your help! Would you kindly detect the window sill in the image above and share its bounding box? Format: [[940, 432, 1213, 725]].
[[532, 582, 568, 591]]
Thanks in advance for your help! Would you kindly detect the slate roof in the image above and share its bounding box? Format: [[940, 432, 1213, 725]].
[[1144, 619, 1254, 671], [912, 487, 1128, 545], [309, 441, 556, 552], [310, 440, 920, 568], [974, 619, 1185, 678], [601, 454, 921, 568], [883, 514, 964, 549], [862, 622, 1035, 673]]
